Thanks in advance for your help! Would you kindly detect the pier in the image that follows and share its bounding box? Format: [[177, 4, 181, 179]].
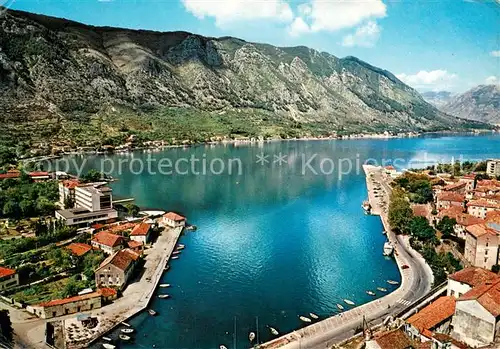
[[258, 165, 433, 349]]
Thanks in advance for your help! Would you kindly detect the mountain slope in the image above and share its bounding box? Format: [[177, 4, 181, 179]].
[[421, 91, 454, 108], [0, 9, 488, 148], [440, 85, 500, 125]]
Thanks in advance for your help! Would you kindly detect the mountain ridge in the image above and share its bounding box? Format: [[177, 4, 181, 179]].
[[0, 9, 490, 149]]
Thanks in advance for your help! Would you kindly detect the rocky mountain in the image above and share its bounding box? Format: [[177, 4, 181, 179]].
[[421, 91, 454, 108], [0, 9, 488, 148], [440, 85, 500, 125]]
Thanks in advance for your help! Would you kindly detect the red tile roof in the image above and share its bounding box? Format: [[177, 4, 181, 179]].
[[412, 205, 429, 218], [0, 171, 20, 179], [437, 192, 465, 203], [432, 333, 469, 349], [97, 287, 117, 298], [385, 165, 396, 171], [38, 291, 101, 307], [130, 222, 151, 236], [374, 329, 413, 349], [92, 231, 123, 248], [438, 207, 485, 227], [466, 223, 499, 238], [66, 243, 92, 257], [164, 212, 186, 221], [448, 267, 500, 287], [29, 171, 49, 177], [467, 198, 500, 209], [108, 223, 136, 233], [99, 249, 138, 271], [61, 179, 80, 189], [459, 279, 500, 316], [0, 267, 16, 279], [407, 296, 456, 332], [443, 182, 466, 191], [486, 211, 500, 223], [127, 240, 143, 249]]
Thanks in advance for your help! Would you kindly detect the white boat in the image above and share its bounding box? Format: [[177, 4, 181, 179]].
[[164, 265, 170, 271], [383, 242, 394, 256], [159, 284, 170, 288], [269, 327, 279, 335], [148, 309, 157, 316], [382, 230, 387, 235], [121, 322, 131, 327], [171, 256, 179, 260], [362, 201, 371, 213], [172, 250, 182, 255], [102, 344, 116, 349], [377, 287, 387, 292], [158, 294, 170, 299], [344, 299, 355, 306], [249, 332, 255, 342], [309, 313, 319, 319], [387, 280, 399, 285], [176, 245, 185, 250], [102, 336, 112, 342], [177, 244, 185, 248], [299, 316, 311, 323], [336, 304, 344, 311], [121, 328, 134, 334], [366, 291, 376, 296], [220, 346, 228, 349], [119, 334, 131, 341]]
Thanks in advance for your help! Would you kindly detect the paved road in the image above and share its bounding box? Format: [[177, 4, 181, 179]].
[[261, 166, 433, 349]]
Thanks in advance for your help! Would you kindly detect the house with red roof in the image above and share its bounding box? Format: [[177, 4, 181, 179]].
[[467, 198, 500, 219], [28, 291, 103, 319], [58, 179, 81, 206], [65, 243, 92, 257], [163, 212, 186, 228], [129, 222, 152, 244], [464, 223, 500, 270], [451, 279, 500, 347], [437, 206, 485, 240], [94, 249, 139, 290], [436, 192, 465, 211], [0, 267, 19, 291], [365, 329, 415, 349], [91, 231, 124, 255], [447, 267, 500, 299], [28, 171, 50, 181], [0, 170, 21, 180]]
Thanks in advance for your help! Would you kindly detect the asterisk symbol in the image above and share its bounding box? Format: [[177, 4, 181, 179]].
[[273, 152, 288, 166], [256, 152, 269, 166]]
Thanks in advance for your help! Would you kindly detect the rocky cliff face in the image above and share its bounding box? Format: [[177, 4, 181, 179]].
[[0, 9, 486, 147], [440, 85, 500, 125]]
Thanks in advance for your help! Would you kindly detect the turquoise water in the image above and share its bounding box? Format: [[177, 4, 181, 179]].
[[67, 134, 500, 349]]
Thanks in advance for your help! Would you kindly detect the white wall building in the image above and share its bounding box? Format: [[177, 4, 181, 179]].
[[447, 267, 499, 299], [0, 267, 19, 291], [486, 159, 500, 177]]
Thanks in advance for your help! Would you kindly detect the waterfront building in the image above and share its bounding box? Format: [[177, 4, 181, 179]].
[[65, 243, 92, 257], [486, 159, 500, 177], [127, 240, 144, 254], [75, 184, 112, 211], [464, 223, 500, 270], [365, 329, 415, 349], [28, 291, 103, 319], [129, 222, 152, 244], [58, 179, 80, 206], [405, 296, 456, 341], [436, 192, 465, 211], [91, 231, 124, 255], [163, 212, 186, 228], [0, 267, 19, 291], [451, 278, 500, 347], [437, 206, 485, 240], [447, 267, 499, 299], [95, 249, 139, 290], [466, 199, 500, 219]]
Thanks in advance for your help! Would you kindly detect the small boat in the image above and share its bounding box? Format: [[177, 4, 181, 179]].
[[177, 243, 185, 248], [171, 256, 179, 260], [176, 245, 185, 250], [299, 316, 311, 323], [102, 344, 116, 349], [344, 299, 355, 306], [366, 291, 376, 296], [336, 304, 344, 311], [387, 280, 399, 285], [172, 250, 182, 255], [121, 322, 131, 327], [148, 309, 157, 316], [249, 332, 255, 342], [158, 294, 170, 299], [377, 287, 387, 292], [220, 346, 228, 349], [121, 328, 134, 334], [119, 334, 131, 341], [382, 230, 387, 235], [102, 337, 112, 342], [383, 242, 394, 256], [164, 265, 170, 271], [269, 327, 279, 336], [362, 201, 371, 213], [159, 284, 170, 288], [309, 313, 319, 319]]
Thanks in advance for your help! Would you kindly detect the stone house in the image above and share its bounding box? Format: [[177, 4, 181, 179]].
[[162, 212, 186, 228], [95, 249, 139, 290], [91, 231, 124, 255]]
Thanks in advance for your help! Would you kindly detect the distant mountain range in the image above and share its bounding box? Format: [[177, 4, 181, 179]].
[[0, 9, 490, 149], [420, 91, 455, 108]]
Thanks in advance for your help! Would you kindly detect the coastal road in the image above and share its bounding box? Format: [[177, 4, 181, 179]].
[[260, 166, 433, 349]]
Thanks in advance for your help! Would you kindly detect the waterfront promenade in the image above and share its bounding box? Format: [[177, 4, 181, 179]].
[[259, 165, 433, 349]]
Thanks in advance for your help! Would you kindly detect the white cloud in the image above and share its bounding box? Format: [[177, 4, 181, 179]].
[[297, 3, 312, 16], [396, 70, 458, 90], [342, 21, 380, 47], [486, 76, 498, 84], [181, 0, 293, 27], [490, 50, 500, 57], [289, 17, 311, 37]]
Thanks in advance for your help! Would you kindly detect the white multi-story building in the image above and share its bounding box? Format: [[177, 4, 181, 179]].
[[486, 159, 500, 177], [75, 184, 113, 211], [464, 223, 500, 270]]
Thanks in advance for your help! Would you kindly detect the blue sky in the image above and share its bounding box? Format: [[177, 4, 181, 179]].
[[9, 0, 500, 93]]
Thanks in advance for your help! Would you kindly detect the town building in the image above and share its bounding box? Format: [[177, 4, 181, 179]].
[[95, 249, 139, 290], [447, 267, 499, 299], [405, 296, 456, 341], [365, 329, 415, 349], [29, 291, 103, 319], [464, 223, 500, 270], [58, 180, 80, 206], [451, 278, 500, 347], [0, 267, 19, 291], [486, 159, 500, 177], [91, 231, 124, 255], [466, 199, 500, 219], [443, 182, 467, 194], [459, 175, 476, 192], [65, 243, 92, 257], [129, 222, 152, 244], [437, 206, 485, 240], [436, 193, 465, 211], [163, 212, 186, 228]]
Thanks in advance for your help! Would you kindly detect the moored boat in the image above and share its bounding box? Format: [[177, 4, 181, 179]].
[[336, 304, 344, 311], [383, 242, 394, 256], [172, 250, 182, 255], [299, 316, 311, 323], [366, 291, 376, 296], [249, 332, 255, 342], [171, 256, 179, 260], [164, 265, 170, 271], [377, 287, 387, 292], [269, 327, 279, 335], [344, 299, 355, 306], [362, 201, 371, 214], [121, 328, 134, 334], [102, 336, 112, 342], [220, 346, 228, 349], [102, 344, 116, 349], [387, 280, 399, 285], [309, 313, 319, 319], [119, 334, 131, 341], [159, 284, 170, 288], [158, 294, 170, 299], [148, 309, 157, 316]]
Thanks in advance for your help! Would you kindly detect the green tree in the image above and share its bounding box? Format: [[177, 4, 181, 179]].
[[436, 216, 457, 239], [125, 203, 140, 217], [63, 196, 75, 209], [388, 189, 413, 234], [409, 216, 437, 243], [80, 170, 103, 183], [60, 277, 81, 298], [0, 309, 13, 345]]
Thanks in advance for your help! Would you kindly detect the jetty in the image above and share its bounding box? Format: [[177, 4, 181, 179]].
[[258, 165, 433, 349]]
